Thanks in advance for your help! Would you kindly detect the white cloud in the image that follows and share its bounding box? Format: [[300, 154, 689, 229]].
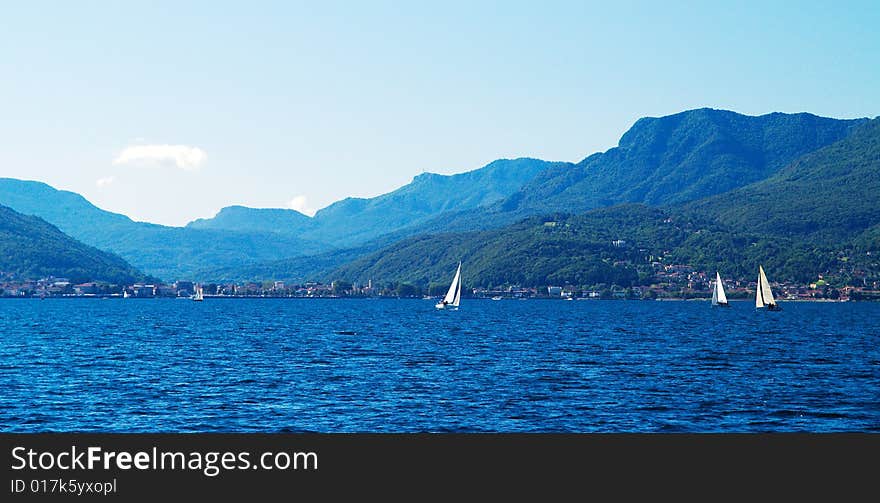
[[287, 195, 316, 216], [96, 176, 116, 188], [113, 144, 207, 171]]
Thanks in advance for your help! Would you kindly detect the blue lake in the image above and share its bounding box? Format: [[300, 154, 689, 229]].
[[1, 298, 878, 432]]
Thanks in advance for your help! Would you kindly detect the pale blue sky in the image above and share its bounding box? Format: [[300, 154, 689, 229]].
[[1, 1, 878, 225]]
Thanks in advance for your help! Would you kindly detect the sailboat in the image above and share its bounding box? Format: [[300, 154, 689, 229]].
[[755, 265, 781, 311], [436, 262, 462, 310], [192, 285, 204, 302], [711, 271, 729, 307]]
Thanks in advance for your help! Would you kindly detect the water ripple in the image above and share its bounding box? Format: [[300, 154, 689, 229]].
[[0, 298, 878, 432]]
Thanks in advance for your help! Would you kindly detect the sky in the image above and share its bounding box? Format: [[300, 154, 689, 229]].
[[1, 1, 878, 226]]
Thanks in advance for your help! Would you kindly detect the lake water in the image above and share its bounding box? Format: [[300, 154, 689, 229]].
[[1, 298, 878, 432]]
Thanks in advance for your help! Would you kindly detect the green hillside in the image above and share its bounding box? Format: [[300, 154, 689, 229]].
[[0, 205, 144, 284], [685, 118, 880, 243], [326, 205, 842, 288], [512, 108, 868, 214]]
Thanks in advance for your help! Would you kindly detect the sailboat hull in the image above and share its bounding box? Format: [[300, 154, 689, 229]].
[[756, 304, 782, 311], [712, 302, 730, 308]]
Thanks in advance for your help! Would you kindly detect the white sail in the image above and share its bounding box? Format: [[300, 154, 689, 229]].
[[437, 262, 461, 309], [756, 265, 776, 308], [193, 285, 204, 301], [713, 272, 728, 305], [451, 267, 462, 307], [443, 262, 461, 304], [760, 267, 775, 306], [755, 267, 765, 308]]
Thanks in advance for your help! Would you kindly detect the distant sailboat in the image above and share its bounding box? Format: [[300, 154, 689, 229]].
[[122, 290, 130, 299], [436, 262, 462, 310], [711, 271, 729, 307], [755, 265, 781, 311], [192, 285, 204, 302]]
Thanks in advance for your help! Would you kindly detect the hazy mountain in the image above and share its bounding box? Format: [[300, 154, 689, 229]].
[[187, 205, 311, 234], [0, 179, 331, 280], [0, 204, 144, 284], [0, 178, 135, 240], [307, 157, 565, 245], [0, 157, 553, 280], [187, 157, 565, 246]]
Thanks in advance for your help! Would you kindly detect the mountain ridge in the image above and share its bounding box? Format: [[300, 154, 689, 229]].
[[0, 157, 558, 278], [505, 108, 870, 213], [344, 108, 871, 247], [186, 157, 564, 246], [220, 114, 880, 287], [2, 108, 874, 282]]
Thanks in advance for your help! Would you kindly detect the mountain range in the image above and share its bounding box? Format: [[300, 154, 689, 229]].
[[0, 178, 331, 280], [200, 109, 879, 285], [1, 108, 877, 288], [0, 158, 553, 279], [326, 116, 880, 288], [187, 157, 561, 246], [372, 109, 869, 238]]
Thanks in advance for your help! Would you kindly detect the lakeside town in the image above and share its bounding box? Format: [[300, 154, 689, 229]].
[[2, 263, 879, 301]]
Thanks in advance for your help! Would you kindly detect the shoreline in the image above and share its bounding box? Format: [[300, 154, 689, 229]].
[[0, 296, 871, 303]]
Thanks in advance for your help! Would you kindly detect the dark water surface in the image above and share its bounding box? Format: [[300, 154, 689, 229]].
[[1, 298, 878, 432]]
